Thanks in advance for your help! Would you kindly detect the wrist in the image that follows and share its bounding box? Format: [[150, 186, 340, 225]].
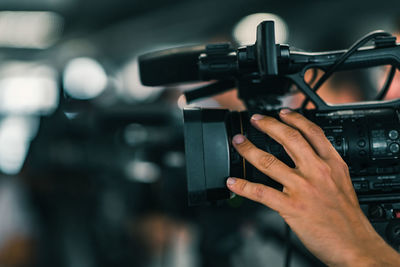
[[341, 237, 400, 267], [342, 250, 379, 267]]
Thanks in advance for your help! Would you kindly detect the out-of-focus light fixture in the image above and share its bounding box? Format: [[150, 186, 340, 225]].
[[125, 160, 160, 183], [0, 77, 58, 115], [0, 61, 58, 175], [0, 62, 59, 115], [0, 11, 63, 49], [63, 57, 108, 100], [233, 13, 289, 45], [163, 151, 185, 168], [0, 116, 39, 175]]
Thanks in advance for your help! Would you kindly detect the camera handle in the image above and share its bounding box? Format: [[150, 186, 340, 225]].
[[285, 33, 400, 111]]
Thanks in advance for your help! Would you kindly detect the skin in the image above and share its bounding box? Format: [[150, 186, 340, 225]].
[[0, 236, 34, 267], [226, 109, 400, 267]]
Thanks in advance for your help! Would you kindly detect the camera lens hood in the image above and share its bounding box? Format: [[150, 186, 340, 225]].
[[183, 108, 231, 205]]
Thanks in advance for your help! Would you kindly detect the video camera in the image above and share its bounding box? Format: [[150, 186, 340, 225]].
[[139, 21, 400, 246]]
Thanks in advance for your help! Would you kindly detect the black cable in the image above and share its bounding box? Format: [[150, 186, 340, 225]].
[[375, 65, 397, 100], [301, 31, 392, 109], [284, 223, 292, 267]]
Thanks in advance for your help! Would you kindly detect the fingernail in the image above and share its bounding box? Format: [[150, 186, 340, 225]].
[[227, 177, 236, 186], [251, 114, 264, 121], [280, 108, 292, 115], [232, 134, 245, 144]]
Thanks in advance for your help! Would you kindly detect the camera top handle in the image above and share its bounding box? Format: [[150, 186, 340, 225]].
[[138, 21, 400, 111]]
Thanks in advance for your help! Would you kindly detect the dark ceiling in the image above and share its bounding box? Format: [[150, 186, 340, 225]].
[[0, 0, 399, 63]]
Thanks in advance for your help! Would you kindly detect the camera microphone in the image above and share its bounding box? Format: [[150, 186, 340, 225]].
[[138, 45, 205, 86]]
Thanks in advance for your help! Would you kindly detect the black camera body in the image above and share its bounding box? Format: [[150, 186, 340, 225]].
[[183, 107, 400, 204], [139, 21, 400, 246]]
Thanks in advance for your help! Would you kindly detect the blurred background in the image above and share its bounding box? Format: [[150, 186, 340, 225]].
[[0, 0, 399, 267]]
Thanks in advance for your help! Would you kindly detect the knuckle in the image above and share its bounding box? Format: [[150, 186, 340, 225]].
[[308, 124, 324, 136], [331, 157, 349, 173], [254, 185, 266, 200], [338, 160, 350, 177], [326, 177, 338, 190], [290, 111, 303, 120], [286, 197, 307, 212], [337, 161, 347, 171], [257, 154, 277, 170], [238, 180, 248, 193], [320, 163, 331, 174], [285, 129, 302, 142], [316, 162, 332, 176], [339, 160, 349, 171]]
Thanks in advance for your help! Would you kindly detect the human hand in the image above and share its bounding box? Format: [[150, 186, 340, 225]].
[[226, 109, 400, 267]]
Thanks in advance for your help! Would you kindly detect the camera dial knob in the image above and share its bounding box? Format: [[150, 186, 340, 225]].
[[389, 130, 399, 140], [386, 220, 400, 247], [389, 143, 400, 153]]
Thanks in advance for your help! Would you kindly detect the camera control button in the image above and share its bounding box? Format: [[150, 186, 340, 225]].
[[389, 130, 399, 140], [389, 143, 400, 153], [359, 150, 367, 156], [353, 181, 369, 191], [373, 182, 384, 188], [357, 140, 366, 147]]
